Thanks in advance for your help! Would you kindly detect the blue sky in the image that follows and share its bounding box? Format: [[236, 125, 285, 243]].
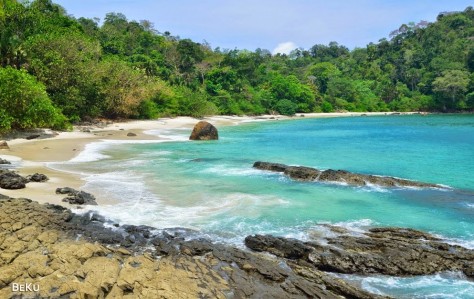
[[54, 0, 473, 54]]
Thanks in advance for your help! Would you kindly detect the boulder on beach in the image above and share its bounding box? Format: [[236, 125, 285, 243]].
[[127, 132, 137, 137], [0, 141, 9, 150], [0, 169, 28, 189], [26, 173, 49, 182], [189, 121, 218, 140]]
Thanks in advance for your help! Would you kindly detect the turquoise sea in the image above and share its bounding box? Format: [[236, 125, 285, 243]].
[[52, 114, 474, 298]]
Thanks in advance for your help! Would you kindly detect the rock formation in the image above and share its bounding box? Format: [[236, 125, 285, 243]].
[[245, 227, 474, 278], [26, 173, 49, 182], [0, 170, 28, 189], [189, 121, 218, 140], [0, 197, 387, 299], [253, 161, 442, 188], [56, 187, 97, 205], [0, 158, 10, 165]]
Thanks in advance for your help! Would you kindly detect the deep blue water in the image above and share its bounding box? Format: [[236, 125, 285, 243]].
[[54, 114, 474, 298]]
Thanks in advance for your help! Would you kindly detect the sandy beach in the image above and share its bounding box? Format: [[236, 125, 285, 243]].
[[0, 112, 419, 205]]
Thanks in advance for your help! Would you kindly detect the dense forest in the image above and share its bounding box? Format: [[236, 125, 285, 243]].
[[1, 0, 474, 132]]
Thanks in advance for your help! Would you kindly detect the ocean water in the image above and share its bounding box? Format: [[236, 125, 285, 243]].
[[51, 114, 474, 298]]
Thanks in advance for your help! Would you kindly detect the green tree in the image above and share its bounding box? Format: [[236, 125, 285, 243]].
[[275, 99, 297, 115], [24, 31, 102, 119], [432, 70, 470, 110], [0, 67, 68, 132]]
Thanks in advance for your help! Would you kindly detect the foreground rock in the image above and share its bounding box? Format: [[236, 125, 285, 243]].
[[253, 161, 442, 188], [245, 227, 474, 278], [189, 121, 219, 140], [56, 187, 98, 205], [0, 158, 10, 165], [0, 197, 386, 299], [0, 169, 28, 189]]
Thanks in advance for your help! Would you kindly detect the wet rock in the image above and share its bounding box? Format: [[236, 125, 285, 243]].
[[284, 166, 321, 181], [253, 161, 288, 172], [55, 187, 77, 195], [245, 227, 474, 278], [189, 121, 218, 140], [0, 158, 10, 165], [0, 170, 28, 189], [26, 173, 49, 183], [56, 187, 97, 205], [126, 132, 137, 137], [253, 161, 441, 188]]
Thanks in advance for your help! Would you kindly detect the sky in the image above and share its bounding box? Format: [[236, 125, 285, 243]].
[[54, 0, 473, 54]]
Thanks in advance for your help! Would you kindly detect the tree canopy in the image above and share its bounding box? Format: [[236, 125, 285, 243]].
[[1, 1, 473, 132]]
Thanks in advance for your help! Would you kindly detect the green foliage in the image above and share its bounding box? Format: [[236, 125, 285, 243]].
[[275, 99, 297, 116], [321, 101, 334, 113], [1, 1, 474, 134], [0, 66, 68, 132]]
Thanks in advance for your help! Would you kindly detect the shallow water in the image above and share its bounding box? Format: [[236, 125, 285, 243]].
[[51, 114, 474, 298]]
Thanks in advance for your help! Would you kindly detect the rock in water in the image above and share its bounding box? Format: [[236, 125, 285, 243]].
[[253, 161, 442, 188], [189, 121, 218, 140], [0, 158, 11, 165], [245, 227, 474, 278]]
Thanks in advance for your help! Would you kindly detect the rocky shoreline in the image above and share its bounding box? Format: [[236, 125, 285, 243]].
[[253, 161, 444, 188], [1, 195, 473, 298]]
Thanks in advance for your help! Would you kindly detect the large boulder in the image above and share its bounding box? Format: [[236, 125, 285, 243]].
[[0, 141, 9, 150], [0, 170, 28, 189], [189, 121, 218, 140]]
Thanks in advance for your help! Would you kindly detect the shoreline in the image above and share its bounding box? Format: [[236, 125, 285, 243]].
[[0, 111, 423, 206]]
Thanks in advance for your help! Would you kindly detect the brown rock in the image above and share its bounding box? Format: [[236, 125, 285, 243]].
[[189, 121, 218, 140], [0, 141, 9, 150], [254, 161, 442, 189]]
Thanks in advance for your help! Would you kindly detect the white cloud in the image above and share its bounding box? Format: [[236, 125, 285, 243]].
[[272, 42, 297, 55]]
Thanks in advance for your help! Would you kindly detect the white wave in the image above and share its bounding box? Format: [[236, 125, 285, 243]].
[[334, 272, 474, 299], [437, 235, 474, 250], [68, 141, 111, 163], [322, 218, 375, 232], [359, 182, 391, 193], [143, 129, 189, 141], [66, 139, 178, 164], [466, 203, 474, 209], [201, 165, 268, 177], [78, 191, 290, 235], [0, 154, 22, 162]]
